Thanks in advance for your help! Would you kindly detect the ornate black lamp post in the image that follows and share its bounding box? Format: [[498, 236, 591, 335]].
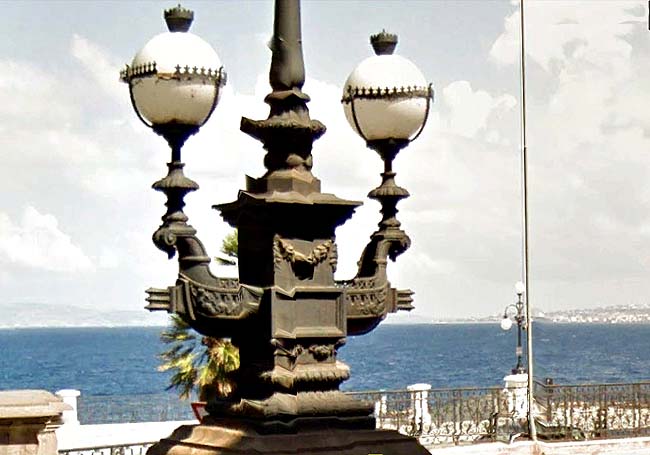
[[122, 2, 432, 454], [501, 281, 527, 375]]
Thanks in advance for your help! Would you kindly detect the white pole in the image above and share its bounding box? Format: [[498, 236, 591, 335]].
[[519, 0, 537, 441]]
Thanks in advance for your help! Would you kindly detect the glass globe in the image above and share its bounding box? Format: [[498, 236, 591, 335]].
[[342, 32, 431, 141], [500, 317, 513, 331], [129, 32, 223, 126], [122, 6, 225, 128], [515, 281, 525, 296]]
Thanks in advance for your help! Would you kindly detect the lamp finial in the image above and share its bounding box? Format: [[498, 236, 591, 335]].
[[370, 30, 398, 55], [164, 4, 194, 32]]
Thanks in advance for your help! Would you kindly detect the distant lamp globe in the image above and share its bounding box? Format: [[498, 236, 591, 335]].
[[500, 317, 513, 331], [120, 4, 226, 148], [515, 281, 525, 296]]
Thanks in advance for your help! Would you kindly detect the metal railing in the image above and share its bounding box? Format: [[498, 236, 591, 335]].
[[347, 385, 513, 446], [77, 393, 194, 424], [59, 443, 153, 455], [534, 380, 650, 440], [61, 380, 650, 454]]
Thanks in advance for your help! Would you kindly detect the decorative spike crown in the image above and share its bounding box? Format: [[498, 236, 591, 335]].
[[370, 30, 398, 55], [164, 4, 194, 32]]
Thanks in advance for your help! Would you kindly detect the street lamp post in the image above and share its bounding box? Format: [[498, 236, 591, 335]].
[[501, 281, 527, 375], [121, 1, 432, 454]]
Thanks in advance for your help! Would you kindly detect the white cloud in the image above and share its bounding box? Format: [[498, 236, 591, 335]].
[[490, 2, 642, 73], [70, 34, 126, 104], [442, 80, 517, 139], [0, 60, 77, 129], [3, 4, 649, 322], [97, 247, 120, 269], [0, 206, 93, 272], [80, 166, 152, 198], [486, 0, 650, 291]]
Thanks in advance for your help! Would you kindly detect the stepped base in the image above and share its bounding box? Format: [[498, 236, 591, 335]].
[[146, 420, 429, 455]]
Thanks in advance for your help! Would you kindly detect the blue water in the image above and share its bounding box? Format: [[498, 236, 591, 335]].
[[2, 323, 649, 397]]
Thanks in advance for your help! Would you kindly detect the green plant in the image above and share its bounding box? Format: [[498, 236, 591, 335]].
[[158, 230, 240, 400], [215, 228, 238, 266], [158, 314, 239, 400]]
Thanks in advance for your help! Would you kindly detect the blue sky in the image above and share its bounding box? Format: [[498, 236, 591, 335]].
[[1, 1, 649, 326]]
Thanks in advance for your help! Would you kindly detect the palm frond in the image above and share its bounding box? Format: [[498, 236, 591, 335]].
[[160, 314, 196, 343], [158, 315, 240, 399], [220, 229, 238, 259]]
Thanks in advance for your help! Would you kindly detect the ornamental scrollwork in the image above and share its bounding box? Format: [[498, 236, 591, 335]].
[[190, 283, 242, 317], [175, 274, 262, 319], [270, 338, 304, 359], [273, 236, 337, 266], [345, 281, 388, 317], [308, 344, 335, 361]]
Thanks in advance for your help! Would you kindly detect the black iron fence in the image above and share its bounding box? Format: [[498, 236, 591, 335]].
[[77, 393, 194, 424], [347, 385, 513, 446], [68, 381, 650, 447], [534, 380, 650, 440], [59, 443, 153, 455]]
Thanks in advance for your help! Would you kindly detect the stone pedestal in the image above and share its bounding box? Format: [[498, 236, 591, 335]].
[[374, 392, 387, 418], [147, 421, 430, 455], [407, 383, 431, 431], [504, 373, 528, 420], [496, 374, 529, 443], [54, 390, 80, 426], [0, 390, 69, 455]]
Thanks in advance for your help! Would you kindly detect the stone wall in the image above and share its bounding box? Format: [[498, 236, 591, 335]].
[[0, 390, 68, 455]]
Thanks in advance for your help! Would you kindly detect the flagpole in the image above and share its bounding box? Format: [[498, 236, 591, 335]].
[[519, 0, 537, 441]]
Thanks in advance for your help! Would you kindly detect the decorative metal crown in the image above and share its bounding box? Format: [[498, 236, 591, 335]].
[[120, 63, 227, 87], [370, 30, 398, 55], [171, 65, 227, 86], [341, 84, 433, 104], [164, 4, 194, 32], [120, 62, 157, 82]]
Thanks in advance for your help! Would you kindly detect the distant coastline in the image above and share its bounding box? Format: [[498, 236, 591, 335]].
[[3, 302, 650, 329], [0, 322, 168, 330], [5, 319, 650, 330], [442, 303, 650, 325]]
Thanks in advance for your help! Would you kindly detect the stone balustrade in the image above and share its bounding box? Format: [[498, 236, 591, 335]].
[[0, 390, 69, 455]]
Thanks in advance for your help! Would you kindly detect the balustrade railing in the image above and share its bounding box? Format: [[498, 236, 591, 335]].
[[58, 380, 650, 455], [347, 385, 512, 446], [59, 442, 153, 455], [533, 380, 650, 440], [77, 393, 194, 424]]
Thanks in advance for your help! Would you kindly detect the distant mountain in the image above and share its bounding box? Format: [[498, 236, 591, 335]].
[[537, 304, 650, 324], [442, 303, 650, 325], [0, 302, 168, 329], [384, 312, 434, 324]]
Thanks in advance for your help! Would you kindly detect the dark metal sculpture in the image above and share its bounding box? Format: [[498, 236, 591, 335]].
[[126, 5, 434, 453], [143, 0, 416, 430]]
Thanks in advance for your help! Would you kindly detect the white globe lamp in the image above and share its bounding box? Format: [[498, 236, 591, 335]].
[[120, 4, 226, 150], [342, 30, 432, 143], [119, 4, 228, 260], [515, 281, 525, 296], [340, 31, 433, 236]]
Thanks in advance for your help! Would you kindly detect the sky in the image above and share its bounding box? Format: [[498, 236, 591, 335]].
[[0, 0, 649, 326]]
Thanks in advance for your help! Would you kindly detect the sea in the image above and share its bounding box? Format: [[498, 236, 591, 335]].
[[1, 323, 649, 423]]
